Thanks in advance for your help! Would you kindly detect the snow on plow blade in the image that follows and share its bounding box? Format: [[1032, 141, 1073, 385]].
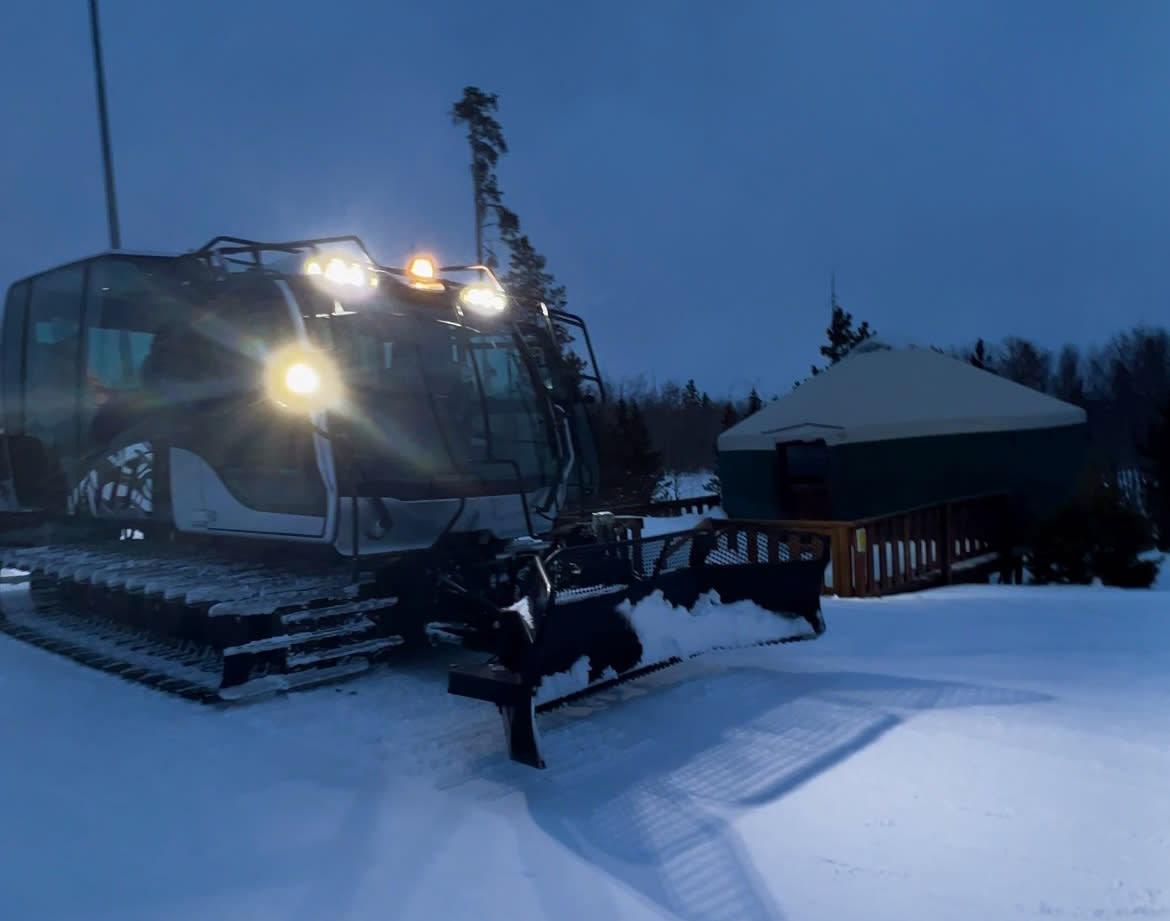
[[447, 520, 830, 768]]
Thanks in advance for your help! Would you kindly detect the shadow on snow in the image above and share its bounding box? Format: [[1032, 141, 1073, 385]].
[[473, 661, 1053, 921]]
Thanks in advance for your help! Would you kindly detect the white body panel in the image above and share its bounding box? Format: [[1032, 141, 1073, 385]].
[[169, 446, 331, 540], [170, 444, 552, 556]]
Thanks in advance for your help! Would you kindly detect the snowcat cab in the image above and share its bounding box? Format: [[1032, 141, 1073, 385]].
[[1, 236, 581, 553], [0, 234, 830, 769]]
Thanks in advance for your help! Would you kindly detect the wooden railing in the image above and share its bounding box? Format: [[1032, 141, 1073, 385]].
[[569, 491, 1009, 599], [717, 492, 1010, 598]]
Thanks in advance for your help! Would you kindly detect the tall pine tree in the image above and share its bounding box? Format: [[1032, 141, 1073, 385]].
[[451, 87, 568, 315], [450, 87, 520, 270], [451, 88, 582, 392]]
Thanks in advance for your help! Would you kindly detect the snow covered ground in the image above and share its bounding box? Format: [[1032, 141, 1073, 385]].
[[2, 562, 1168, 921]]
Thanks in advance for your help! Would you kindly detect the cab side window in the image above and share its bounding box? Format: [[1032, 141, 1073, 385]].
[[24, 266, 86, 467], [85, 257, 183, 388], [82, 257, 189, 446], [469, 334, 557, 484]]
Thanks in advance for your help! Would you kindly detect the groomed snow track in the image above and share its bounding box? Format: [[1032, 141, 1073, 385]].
[[0, 542, 405, 703]]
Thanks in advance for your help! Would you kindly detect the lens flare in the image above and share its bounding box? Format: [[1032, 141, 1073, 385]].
[[284, 361, 321, 395], [459, 282, 507, 315], [264, 344, 341, 413]]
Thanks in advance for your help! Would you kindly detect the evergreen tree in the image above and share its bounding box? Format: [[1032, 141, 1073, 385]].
[[682, 379, 701, 409], [501, 232, 584, 393], [810, 279, 875, 375], [624, 400, 660, 496], [597, 397, 628, 503], [992, 338, 1052, 393], [614, 396, 629, 438], [600, 397, 661, 503], [501, 233, 566, 312], [969, 338, 988, 369], [746, 386, 763, 415], [450, 87, 520, 269], [451, 90, 570, 323], [818, 282, 874, 367], [1053, 345, 1086, 406], [819, 305, 874, 365], [1138, 391, 1170, 549], [451, 89, 580, 393], [721, 401, 739, 430]]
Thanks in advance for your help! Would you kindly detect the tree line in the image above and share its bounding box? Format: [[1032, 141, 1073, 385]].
[[953, 329, 1170, 473]]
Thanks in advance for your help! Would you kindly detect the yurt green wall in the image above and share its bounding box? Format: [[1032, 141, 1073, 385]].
[[716, 347, 1090, 525], [719, 422, 1087, 522]]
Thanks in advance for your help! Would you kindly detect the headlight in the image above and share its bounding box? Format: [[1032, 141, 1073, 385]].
[[303, 254, 378, 289], [459, 282, 507, 315], [284, 361, 321, 396], [264, 344, 341, 412]]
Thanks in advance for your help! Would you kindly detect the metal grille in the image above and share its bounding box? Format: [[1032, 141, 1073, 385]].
[[543, 523, 830, 596]]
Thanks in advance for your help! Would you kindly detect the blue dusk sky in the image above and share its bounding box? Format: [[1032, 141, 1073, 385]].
[[2, 0, 1167, 398]]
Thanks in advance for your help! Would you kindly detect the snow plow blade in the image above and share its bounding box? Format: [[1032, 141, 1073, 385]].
[[447, 520, 830, 768]]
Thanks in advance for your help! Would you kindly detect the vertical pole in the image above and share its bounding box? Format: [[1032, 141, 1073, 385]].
[[89, 0, 121, 250]]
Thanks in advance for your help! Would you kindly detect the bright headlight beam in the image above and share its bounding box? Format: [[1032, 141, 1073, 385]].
[[284, 361, 321, 395], [264, 344, 341, 413], [304, 254, 373, 289], [459, 282, 507, 315]]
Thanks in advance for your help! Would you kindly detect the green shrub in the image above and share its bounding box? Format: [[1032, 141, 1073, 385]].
[[1026, 470, 1159, 588]]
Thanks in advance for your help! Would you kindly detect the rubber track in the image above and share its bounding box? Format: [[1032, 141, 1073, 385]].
[[2, 541, 827, 721], [0, 616, 224, 704]]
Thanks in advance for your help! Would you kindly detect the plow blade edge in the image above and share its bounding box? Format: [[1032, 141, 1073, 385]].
[[448, 521, 830, 768]]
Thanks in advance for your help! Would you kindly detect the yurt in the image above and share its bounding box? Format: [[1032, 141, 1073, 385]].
[[717, 346, 1087, 522]]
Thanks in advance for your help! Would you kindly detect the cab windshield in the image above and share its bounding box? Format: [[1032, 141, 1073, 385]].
[[302, 292, 560, 499]]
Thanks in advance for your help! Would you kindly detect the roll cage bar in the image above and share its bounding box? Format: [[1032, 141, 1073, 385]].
[[192, 235, 605, 402]]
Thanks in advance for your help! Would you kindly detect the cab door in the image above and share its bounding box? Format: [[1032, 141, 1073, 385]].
[[160, 275, 334, 539]]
